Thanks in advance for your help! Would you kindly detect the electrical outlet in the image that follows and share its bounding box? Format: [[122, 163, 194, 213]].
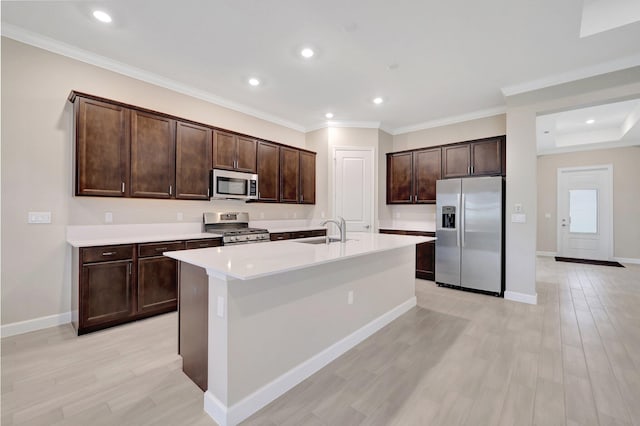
[[104, 212, 113, 223], [28, 211, 51, 224], [177, 212, 183, 221], [545, 213, 551, 219], [216, 296, 225, 318], [321, 211, 325, 219], [347, 290, 354, 305], [260, 212, 265, 219]]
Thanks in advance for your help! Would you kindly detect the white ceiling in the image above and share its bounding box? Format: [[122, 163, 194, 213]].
[[536, 98, 640, 155], [2, 0, 640, 134]]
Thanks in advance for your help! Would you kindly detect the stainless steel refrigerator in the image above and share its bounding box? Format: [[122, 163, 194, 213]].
[[435, 176, 504, 296]]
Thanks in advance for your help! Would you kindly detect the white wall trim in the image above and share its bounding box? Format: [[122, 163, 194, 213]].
[[613, 257, 640, 265], [392, 106, 506, 135], [1, 312, 71, 338], [501, 53, 640, 97], [204, 296, 417, 426], [504, 291, 538, 305], [1, 23, 306, 133], [536, 251, 557, 257]]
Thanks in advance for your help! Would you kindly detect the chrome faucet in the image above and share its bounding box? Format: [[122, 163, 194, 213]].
[[321, 216, 347, 243]]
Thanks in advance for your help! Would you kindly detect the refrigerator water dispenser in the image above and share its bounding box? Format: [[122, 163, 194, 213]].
[[442, 206, 456, 228]]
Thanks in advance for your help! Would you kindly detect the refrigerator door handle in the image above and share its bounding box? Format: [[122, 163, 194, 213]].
[[461, 193, 466, 247]]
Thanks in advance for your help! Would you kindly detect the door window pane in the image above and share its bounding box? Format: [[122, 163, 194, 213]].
[[569, 189, 598, 233]]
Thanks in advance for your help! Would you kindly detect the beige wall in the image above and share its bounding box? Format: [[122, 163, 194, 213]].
[[537, 146, 640, 259], [0, 37, 308, 325], [505, 67, 640, 299], [393, 114, 506, 151]]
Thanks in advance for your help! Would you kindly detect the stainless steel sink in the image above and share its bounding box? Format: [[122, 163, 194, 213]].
[[296, 237, 354, 245]]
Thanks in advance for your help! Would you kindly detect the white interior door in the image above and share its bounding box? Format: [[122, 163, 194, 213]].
[[334, 148, 373, 232], [557, 166, 613, 260]]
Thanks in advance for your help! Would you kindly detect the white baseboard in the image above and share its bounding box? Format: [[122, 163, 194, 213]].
[[1, 312, 71, 338], [504, 291, 538, 305], [613, 257, 640, 265], [536, 251, 557, 257], [204, 297, 417, 426]]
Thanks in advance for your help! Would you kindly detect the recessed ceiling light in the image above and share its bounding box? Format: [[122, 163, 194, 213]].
[[586, 119, 595, 124], [92, 10, 112, 23], [325, 112, 334, 119], [248, 78, 260, 86], [301, 48, 314, 58], [373, 97, 384, 105]]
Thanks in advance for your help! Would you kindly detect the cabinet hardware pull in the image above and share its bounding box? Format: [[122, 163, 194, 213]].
[[169, 185, 172, 195], [471, 166, 474, 174], [409, 195, 412, 202], [258, 192, 261, 199], [128, 263, 131, 275], [155, 247, 168, 251], [102, 252, 116, 256], [301, 194, 304, 202], [121, 182, 125, 193]]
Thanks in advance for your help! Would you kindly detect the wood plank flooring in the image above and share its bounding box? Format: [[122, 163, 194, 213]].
[[2, 257, 639, 425]]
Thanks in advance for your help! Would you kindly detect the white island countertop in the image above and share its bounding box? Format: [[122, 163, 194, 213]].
[[165, 232, 434, 280]]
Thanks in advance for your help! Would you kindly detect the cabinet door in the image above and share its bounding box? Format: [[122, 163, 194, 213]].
[[80, 261, 132, 330], [257, 141, 279, 201], [414, 148, 441, 203], [387, 152, 413, 203], [137, 256, 178, 315], [236, 136, 257, 173], [212, 130, 236, 170], [442, 144, 470, 178], [471, 137, 504, 176], [416, 241, 435, 281], [299, 151, 316, 204], [130, 111, 176, 198], [176, 122, 212, 200], [75, 97, 129, 196], [280, 147, 300, 203]]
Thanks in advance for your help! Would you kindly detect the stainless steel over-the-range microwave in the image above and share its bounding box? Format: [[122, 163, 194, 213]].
[[210, 169, 258, 200]]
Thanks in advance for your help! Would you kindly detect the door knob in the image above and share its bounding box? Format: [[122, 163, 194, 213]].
[[364, 225, 370, 229]]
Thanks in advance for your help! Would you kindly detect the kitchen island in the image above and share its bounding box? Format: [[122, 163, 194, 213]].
[[165, 232, 433, 426]]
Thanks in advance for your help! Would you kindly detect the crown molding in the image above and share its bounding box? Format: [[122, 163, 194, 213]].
[[1, 24, 307, 133], [501, 53, 640, 97], [305, 120, 383, 133], [537, 139, 640, 156], [392, 106, 506, 135]]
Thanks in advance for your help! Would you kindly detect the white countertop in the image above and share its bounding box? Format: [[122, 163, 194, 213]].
[[164, 232, 434, 280]]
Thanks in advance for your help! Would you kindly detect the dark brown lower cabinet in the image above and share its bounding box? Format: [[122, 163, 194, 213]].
[[270, 229, 326, 241], [137, 256, 178, 315], [379, 229, 436, 280], [80, 260, 133, 330], [74, 237, 220, 335]]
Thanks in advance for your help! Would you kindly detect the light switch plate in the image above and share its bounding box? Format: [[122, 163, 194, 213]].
[[511, 213, 526, 223], [104, 212, 113, 223], [28, 211, 51, 224]]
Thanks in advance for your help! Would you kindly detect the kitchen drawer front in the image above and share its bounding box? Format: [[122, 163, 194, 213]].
[[270, 232, 291, 241], [138, 241, 186, 258], [379, 229, 435, 237], [185, 238, 222, 249], [82, 244, 134, 264]]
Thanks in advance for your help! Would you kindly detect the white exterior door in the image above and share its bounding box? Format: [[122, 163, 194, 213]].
[[334, 148, 373, 232], [557, 166, 613, 260]]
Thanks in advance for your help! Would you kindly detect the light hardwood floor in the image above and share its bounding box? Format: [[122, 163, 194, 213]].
[[2, 257, 639, 425]]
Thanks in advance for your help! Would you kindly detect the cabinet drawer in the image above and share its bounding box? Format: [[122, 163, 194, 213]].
[[185, 238, 222, 249], [82, 245, 134, 264], [270, 232, 291, 241], [138, 241, 186, 258]]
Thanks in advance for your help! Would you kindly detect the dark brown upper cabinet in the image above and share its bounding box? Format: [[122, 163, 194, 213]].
[[279, 147, 316, 204], [387, 152, 413, 203], [387, 148, 440, 204], [74, 97, 130, 197], [299, 151, 316, 204], [212, 130, 257, 173], [130, 111, 176, 198], [442, 136, 505, 178], [176, 122, 212, 200], [256, 141, 279, 202], [280, 147, 300, 203]]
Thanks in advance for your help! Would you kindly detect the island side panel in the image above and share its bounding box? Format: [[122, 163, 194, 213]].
[[178, 262, 209, 391], [226, 245, 415, 405]]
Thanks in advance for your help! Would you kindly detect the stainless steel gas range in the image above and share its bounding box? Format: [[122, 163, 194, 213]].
[[203, 212, 270, 245]]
